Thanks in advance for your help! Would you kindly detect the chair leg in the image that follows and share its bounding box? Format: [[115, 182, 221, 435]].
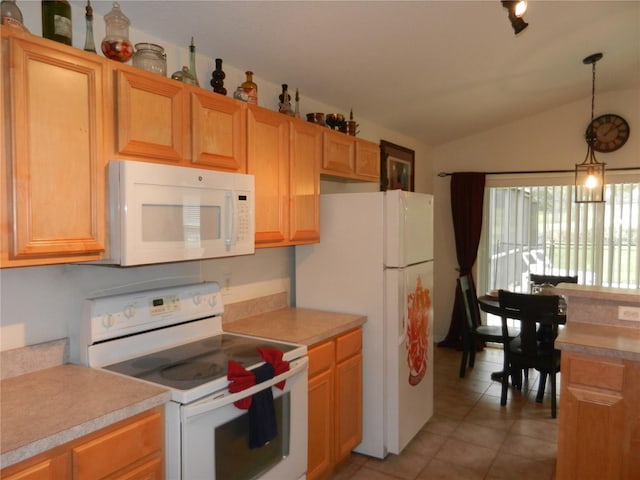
[[459, 349, 468, 378], [500, 352, 510, 406], [536, 372, 547, 403], [469, 346, 476, 368], [550, 372, 557, 418]]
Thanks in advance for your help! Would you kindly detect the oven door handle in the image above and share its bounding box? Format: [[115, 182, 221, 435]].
[[182, 356, 308, 418]]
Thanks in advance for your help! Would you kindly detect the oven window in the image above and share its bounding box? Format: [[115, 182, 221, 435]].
[[141, 204, 220, 243], [215, 394, 290, 480]]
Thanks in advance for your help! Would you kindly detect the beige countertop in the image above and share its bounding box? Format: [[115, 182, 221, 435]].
[[556, 322, 640, 362], [0, 364, 170, 468], [224, 307, 367, 346]]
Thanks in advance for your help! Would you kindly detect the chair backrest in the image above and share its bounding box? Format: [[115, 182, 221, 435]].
[[458, 275, 481, 333], [529, 273, 578, 286], [498, 290, 560, 356]]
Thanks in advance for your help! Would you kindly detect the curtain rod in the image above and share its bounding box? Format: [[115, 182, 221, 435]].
[[437, 167, 640, 177]]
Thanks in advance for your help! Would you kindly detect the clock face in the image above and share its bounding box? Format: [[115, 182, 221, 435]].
[[586, 114, 630, 153]]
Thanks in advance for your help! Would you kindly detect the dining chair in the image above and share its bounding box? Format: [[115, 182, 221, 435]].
[[529, 273, 578, 287], [457, 275, 519, 378], [497, 290, 561, 417]]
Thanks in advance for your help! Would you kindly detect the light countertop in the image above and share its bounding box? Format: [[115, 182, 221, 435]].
[[224, 307, 367, 346], [0, 364, 169, 468], [556, 322, 640, 362]]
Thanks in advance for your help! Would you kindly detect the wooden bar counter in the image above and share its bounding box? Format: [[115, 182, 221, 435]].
[[554, 284, 640, 480]]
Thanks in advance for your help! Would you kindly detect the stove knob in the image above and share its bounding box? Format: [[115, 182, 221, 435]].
[[193, 294, 202, 305], [124, 305, 135, 318], [208, 295, 217, 308], [102, 314, 115, 329]]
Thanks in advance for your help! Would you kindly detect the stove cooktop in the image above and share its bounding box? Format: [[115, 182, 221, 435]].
[[104, 333, 298, 391]]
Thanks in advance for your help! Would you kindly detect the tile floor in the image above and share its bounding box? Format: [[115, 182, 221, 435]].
[[330, 345, 559, 480]]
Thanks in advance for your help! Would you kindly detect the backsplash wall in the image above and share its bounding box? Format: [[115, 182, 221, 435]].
[[0, 247, 292, 363]]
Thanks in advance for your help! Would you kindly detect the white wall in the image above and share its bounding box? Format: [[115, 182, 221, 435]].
[[431, 86, 640, 341], [1, 3, 433, 361]]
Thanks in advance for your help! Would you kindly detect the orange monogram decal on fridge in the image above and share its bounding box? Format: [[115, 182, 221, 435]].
[[406, 275, 431, 386]]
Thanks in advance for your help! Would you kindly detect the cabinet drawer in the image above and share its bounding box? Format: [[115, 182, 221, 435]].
[[72, 410, 162, 479], [308, 341, 335, 377], [566, 353, 624, 392], [336, 329, 362, 363]]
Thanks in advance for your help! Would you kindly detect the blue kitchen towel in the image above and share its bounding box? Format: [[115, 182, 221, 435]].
[[248, 362, 277, 448]]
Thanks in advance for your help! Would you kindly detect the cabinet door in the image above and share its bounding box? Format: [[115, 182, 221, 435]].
[[1, 31, 106, 266], [335, 353, 363, 463], [289, 118, 320, 244], [114, 67, 187, 163], [247, 106, 289, 246], [557, 353, 640, 480], [308, 368, 334, 480], [355, 139, 380, 181], [190, 88, 246, 172], [322, 130, 355, 175], [72, 409, 163, 479]]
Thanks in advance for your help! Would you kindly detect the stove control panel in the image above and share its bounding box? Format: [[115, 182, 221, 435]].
[[83, 282, 224, 343]]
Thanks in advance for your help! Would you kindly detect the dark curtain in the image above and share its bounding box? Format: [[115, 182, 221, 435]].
[[438, 172, 486, 349]]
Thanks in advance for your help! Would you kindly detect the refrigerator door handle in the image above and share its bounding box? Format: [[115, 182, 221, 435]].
[[398, 268, 408, 346]]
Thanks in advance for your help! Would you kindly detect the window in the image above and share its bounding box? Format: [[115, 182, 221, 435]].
[[478, 174, 640, 299]]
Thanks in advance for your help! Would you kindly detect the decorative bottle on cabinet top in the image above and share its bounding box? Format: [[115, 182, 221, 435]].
[[101, 2, 133, 62], [189, 37, 200, 87], [1, 0, 27, 31], [241, 71, 258, 105], [210, 58, 227, 95], [42, 0, 72, 45], [83, 0, 96, 53]]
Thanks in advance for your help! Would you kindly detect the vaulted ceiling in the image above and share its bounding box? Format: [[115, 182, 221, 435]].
[[100, 1, 640, 146]]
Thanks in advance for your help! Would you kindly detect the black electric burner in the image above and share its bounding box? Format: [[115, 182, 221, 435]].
[[104, 333, 297, 391]]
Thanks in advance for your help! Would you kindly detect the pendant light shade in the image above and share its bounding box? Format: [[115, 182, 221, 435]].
[[575, 53, 606, 204]]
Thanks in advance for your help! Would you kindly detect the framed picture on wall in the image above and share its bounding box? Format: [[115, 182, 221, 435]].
[[380, 140, 415, 192]]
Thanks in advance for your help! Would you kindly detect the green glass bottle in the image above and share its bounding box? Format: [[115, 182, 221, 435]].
[[42, 0, 72, 46]]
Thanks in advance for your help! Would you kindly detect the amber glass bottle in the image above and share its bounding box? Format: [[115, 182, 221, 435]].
[[42, 0, 72, 46], [241, 71, 258, 105]]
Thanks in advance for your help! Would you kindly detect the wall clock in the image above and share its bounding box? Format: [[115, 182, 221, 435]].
[[586, 114, 630, 153]]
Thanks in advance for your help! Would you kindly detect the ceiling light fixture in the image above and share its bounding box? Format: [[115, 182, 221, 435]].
[[501, 0, 528, 35], [575, 52, 606, 204]]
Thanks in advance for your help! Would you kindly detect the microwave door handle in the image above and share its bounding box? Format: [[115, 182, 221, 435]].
[[224, 191, 233, 251], [182, 357, 308, 419]]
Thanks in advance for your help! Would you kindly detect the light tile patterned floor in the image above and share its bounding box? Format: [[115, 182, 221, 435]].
[[330, 346, 559, 480]]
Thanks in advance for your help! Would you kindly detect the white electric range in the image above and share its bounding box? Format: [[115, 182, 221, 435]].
[[81, 282, 308, 480]]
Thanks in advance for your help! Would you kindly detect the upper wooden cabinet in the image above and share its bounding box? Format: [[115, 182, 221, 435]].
[[1, 28, 106, 267], [113, 67, 187, 163], [321, 129, 380, 182], [189, 86, 246, 171], [289, 118, 321, 244], [247, 107, 320, 248], [110, 64, 246, 172]]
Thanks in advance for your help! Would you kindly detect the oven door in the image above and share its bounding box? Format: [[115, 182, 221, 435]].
[[175, 357, 308, 480]]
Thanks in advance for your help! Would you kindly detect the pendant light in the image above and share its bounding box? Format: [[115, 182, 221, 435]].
[[575, 53, 606, 203]]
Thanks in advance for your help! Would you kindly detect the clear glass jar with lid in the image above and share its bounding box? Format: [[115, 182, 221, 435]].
[[132, 43, 167, 76], [101, 1, 133, 62]]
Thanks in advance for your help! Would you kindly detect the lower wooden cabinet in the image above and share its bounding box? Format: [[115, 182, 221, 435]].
[[307, 328, 363, 480], [1, 408, 164, 480], [556, 352, 640, 480]]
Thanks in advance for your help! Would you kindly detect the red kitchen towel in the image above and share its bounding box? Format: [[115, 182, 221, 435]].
[[227, 347, 290, 448], [227, 347, 290, 409]]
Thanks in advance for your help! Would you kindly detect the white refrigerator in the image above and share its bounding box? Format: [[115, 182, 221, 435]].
[[295, 190, 434, 459]]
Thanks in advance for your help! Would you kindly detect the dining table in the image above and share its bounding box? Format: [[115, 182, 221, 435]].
[[477, 292, 567, 381]]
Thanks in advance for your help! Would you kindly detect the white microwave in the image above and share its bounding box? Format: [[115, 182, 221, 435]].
[[103, 160, 255, 266]]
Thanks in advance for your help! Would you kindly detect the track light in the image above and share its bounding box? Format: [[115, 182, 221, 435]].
[[502, 0, 528, 35]]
